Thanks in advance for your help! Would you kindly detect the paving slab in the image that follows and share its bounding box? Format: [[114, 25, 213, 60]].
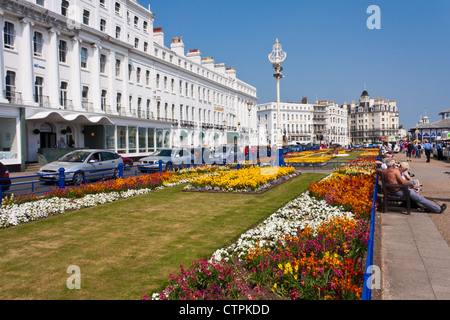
[[380, 152, 450, 300]]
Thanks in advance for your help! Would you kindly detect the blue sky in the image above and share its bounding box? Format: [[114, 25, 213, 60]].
[[139, 0, 450, 130]]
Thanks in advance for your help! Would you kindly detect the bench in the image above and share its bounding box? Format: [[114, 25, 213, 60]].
[[379, 173, 411, 215]]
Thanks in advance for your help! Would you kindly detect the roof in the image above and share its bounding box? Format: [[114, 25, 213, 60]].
[[411, 118, 450, 130], [361, 90, 369, 97], [439, 108, 450, 115]]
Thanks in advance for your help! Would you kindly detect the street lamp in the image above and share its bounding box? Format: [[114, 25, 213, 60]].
[[247, 101, 253, 146], [268, 39, 287, 166]]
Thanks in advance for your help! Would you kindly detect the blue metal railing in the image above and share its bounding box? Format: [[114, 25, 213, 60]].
[[361, 155, 381, 300]]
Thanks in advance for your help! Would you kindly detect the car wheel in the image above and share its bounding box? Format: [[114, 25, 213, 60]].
[[124, 161, 132, 171], [165, 163, 173, 172], [113, 168, 120, 179], [72, 172, 85, 184]]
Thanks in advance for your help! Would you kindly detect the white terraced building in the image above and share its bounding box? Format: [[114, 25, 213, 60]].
[[0, 0, 258, 170], [256, 98, 349, 146]]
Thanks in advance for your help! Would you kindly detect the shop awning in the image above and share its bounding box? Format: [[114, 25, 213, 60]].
[[227, 132, 239, 139], [26, 110, 114, 125], [180, 130, 188, 137]]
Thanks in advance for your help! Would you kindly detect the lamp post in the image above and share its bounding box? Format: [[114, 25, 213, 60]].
[[268, 39, 287, 166], [247, 101, 253, 146]]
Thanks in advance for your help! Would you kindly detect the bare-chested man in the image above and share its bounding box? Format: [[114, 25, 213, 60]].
[[382, 158, 446, 213]]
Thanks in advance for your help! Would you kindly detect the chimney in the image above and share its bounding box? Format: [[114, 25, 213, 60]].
[[214, 63, 226, 75], [153, 27, 164, 46], [186, 49, 202, 64], [226, 67, 236, 80], [201, 57, 215, 70], [170, 37, 185, 56], [302, 97, 308, 104]]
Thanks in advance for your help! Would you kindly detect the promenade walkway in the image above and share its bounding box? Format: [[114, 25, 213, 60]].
[[378, 151, 450, 300]]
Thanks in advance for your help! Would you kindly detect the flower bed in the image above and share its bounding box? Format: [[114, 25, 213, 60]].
[[149, 160, 377, 300], [309, 167, 376, 220], [183, 166, 298, 193], [284, 152, 336, 164], [150, 191, 370, 300]]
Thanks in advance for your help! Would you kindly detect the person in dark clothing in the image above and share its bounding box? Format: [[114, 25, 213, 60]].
[[437, 142, 443, 160], [0, 162, 11, 192], [406, 142, 413, 161], [423, 140, 432, 163]]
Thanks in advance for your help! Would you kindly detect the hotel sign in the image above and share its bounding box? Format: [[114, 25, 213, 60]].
[[214, 106, 224, 111]]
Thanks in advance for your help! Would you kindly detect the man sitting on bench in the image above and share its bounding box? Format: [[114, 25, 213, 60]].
[[382, 158, 446, 214]]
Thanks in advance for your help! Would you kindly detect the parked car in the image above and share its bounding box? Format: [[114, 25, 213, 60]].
[[37, 149, 123, 184], [118, 154, 133, 170], [0, 161, 11, 192], [138, 148, 191, 172]]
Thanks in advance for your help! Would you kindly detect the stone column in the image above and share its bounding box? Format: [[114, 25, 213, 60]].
[[20, 18, 37, 106], [91, 42, 101, 113], [0, 9, 8, 102], [108, 50, 117, 114], [122, 54, 129, 115], [71, 36, 82, 110], [48, 28, 61, 108]]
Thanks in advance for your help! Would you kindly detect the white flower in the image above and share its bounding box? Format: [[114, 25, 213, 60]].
[[210, 191, 354, 262]]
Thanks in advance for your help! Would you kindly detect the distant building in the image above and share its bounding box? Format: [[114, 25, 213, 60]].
[[256, 97, 348, 146], [409, 109, 450, 142], [343, 90, 399, 144], [256, 101, 314, 146]]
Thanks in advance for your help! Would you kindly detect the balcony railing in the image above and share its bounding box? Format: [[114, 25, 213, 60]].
[[101, 104, 111, 114], [4, 90, 22, 104], [34, 95, 50, 108], [81, 100, 93, 112], [181, 120, 196, 128], [118, 107, 127, 116], [60, 98, 74, 110]]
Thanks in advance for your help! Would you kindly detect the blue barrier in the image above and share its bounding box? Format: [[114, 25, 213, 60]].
[[361, 156, 381, 300], [0, 162, 128, 204]]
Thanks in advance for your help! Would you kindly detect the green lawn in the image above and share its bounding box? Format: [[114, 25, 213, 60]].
[[0, 173, 326, 300]]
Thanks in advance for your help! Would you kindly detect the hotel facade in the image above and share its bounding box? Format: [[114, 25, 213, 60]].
[[0, 0, 258, 170], [256, 98, 349, 147], [344, 90, 399, 145]]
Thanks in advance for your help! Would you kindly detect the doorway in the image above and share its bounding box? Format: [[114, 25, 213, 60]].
[[40, 132, 56, 148]]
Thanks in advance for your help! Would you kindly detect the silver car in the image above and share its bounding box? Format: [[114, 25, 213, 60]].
[[38, 149, 123, 184], [138, 148, 191, 173]]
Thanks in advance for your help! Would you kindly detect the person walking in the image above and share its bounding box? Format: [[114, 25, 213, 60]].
[[406, 142, 413, 161], [437, 142, 443, 160], [423, 140, 432, 163], [416, 142, 422, 159]]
